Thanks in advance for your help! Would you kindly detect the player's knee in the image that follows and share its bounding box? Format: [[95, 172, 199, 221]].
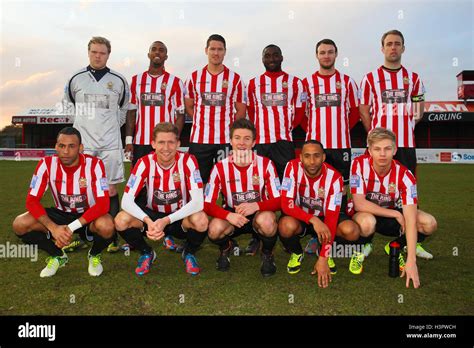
[[114, 212, 130, 231], [95, 217, 115, 239], [338, 221, 359, 241], [424, 215, 437, 235], [255, 214, 276, 237], [357, 214, 376, 235], [278, 217, 298, 238], [208, 221, 225, 241], [189, 212, 208, 232], [12, 215, 29, 236]]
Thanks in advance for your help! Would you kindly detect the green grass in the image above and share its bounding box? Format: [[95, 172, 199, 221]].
[[0, 161, 473, 315]]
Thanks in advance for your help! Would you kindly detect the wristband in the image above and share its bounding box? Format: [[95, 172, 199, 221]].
[[67, 219, 83, 232], [125, 136, 133, 145]]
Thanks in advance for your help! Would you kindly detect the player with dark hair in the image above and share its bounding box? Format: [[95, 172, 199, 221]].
[[350, 128, 437, 286], [115, 122, 208, 276], [125, 40, 186, 252], [359, 29, 425, 175], [204, 118, 281, 277], [279, 140, 361, 287], [12, 127, 114, 277], [184, 33, 246, 185], [301, 38, 361, 257], [245, 44, 306, 255], [125, 41, 185, 166]]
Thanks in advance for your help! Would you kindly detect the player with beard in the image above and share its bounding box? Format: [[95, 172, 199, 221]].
[[12, 127, 114, 277], [359, 30, 425, 176], [279, 140, 361, 286], [301, 39, 362, 265], [125, 41, 186, 253]]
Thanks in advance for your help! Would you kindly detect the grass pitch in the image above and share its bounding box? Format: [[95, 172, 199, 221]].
[[0, 161, 473, 315]]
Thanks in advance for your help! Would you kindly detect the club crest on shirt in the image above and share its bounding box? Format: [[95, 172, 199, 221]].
[[107, 81, 113, 90], [172, 172, 181, 183], [222, 79, 229, 88], [388, 183, 396, 193], [318, 187, 325, 199], [252, 174, 260, 186], [161, 82, 168, 90], [336, 81, 342, 90], [79, 177, 87, 188], [403, 76, 410, 85], [282, 81, 288, 89]]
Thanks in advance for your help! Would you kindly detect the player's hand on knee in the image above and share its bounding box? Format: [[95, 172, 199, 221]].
[[226, 213, 249, 228], [402, 260, 420, 289]]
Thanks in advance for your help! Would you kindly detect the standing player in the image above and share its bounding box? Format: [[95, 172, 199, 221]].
[[64, 36, 130, 253], [301, 39, 360, 256], [114, 123, 208, 276], [279, 140, 361, 287], [125, 41, 186, 252], [125, 41, 185, 166], [204, 119, 281, 277], [12, 127, 114, 277], [359, 30, 425, 175], [245, 44, 305, 255], [350, 128, 437, 286], [185, 34, 246, 184]]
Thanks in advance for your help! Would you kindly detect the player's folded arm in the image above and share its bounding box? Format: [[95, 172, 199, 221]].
[[257, 197, 281, 212], [121, 192, 148, 222], [204, 202, 230, 220], [80, 195, 110, 224], [167, 188, 204, 224], [280, 196, 313, 224]]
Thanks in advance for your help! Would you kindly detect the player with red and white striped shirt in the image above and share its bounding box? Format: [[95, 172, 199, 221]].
[[301, 39, 360, 259], [204, 119, 281, 277], [278, 140, 361, 288], [359, 30, 426, 175], [302, 39, 360, 181], [125, 41, 185, 168], [115, 123, 208, 276], [185, 34, 246, 184], [350, 128, 437, 288], [12, 127, 115, 278], [246, 44, 305, 180]]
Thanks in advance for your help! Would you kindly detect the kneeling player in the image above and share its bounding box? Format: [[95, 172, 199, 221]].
[[204, 118, 281, 277], [12, 127, 114, 277], [350, 128, 437, 288], [279, 140, 361, 288], [115, 123, 208, 276]]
